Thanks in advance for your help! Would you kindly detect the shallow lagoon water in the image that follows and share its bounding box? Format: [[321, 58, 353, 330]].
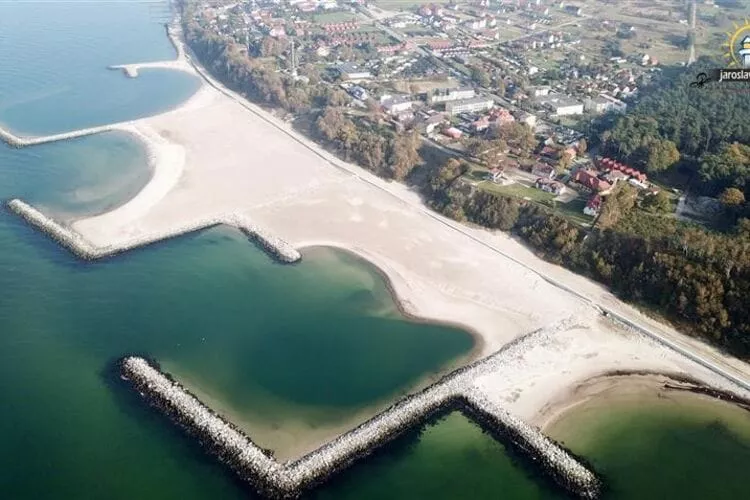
[[1, 1, 749, 499]]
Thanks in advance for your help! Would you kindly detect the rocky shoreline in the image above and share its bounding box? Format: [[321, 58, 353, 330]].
[[119, 349, 602, 499]]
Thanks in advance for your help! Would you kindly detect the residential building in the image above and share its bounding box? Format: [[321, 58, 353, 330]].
[[489, 108, 515, 127], [336, 62, 372, 81], [584, 194, 602, 216], [382, 95, 414, 115], [446, 97, 494, 115], [602, 170, 628, 185], [348, 85, 368, 100], [574, 169, 611, 192], [515, 111, 537, 129], [442, 127, 463, 139], [535, 177, 566, 195], [532, 163, 556, 179], [585, 94, 627, 114], [538, 93, 584, 116], [529, 85, 551, 97], [418, 112, 447, 135], [429, 86, 476, 104]]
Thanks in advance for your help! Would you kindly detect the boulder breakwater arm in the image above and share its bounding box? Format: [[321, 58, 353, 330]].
[[0, 124, 121, 148], [7, 199, 300, 264], [6, 199, 103, 259], [230, 215, 301, 263], [463, 389, 602, 500], [119, 348, 601, 499], [119, 357, 289, 496]]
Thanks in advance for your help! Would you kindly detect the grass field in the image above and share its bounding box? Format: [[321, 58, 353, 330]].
[[476, 180, 557, 204], [374, 0, 452, 9], [308, 11, 363, 24]]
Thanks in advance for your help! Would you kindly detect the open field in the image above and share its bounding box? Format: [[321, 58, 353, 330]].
[[476, 179, 557, 204]]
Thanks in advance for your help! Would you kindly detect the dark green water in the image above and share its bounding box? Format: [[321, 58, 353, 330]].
[[547, 390, 750, 500], [1, 1, 749, 499]]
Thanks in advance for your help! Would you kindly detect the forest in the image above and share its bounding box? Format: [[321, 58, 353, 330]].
[[597, 60, 750, 200], [427, 159, 750, 359]]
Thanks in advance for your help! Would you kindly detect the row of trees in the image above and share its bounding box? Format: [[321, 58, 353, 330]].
[[315, 107, 422, 180], [425, 158, 750, 358], [183, 17, 423, 181]]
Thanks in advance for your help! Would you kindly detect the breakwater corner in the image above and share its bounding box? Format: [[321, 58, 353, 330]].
[[118, 352, 601, 499]]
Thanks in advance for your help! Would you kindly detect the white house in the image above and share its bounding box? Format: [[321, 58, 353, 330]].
[[445, 97, 494, 115], [539, 93, 584, 116]]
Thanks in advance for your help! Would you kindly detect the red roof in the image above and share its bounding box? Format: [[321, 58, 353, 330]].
[[586, 194, 603, 209], [575, 169, 611, 192]]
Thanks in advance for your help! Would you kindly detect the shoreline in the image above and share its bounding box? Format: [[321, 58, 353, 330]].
[[537, 372, 750, 432], [157, 243, 484, 460], [298, 243, 487, 360]]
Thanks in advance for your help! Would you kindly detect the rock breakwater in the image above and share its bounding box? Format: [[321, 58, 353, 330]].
[[6, 199, 300, 264], [0, 123, 122, 148], [119, 344, 602, 499]]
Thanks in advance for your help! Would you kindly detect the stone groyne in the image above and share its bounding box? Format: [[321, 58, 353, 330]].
[[6, 199, 300, 264], [119, 350, 601, 499], [0, 123, 122, 148], [7, 199, 102, 258]]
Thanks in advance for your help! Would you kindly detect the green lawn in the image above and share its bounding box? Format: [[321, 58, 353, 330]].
[[557, 197, 594, 227], [476, 175, 595, 227], [308, 11, 362, 24], [476, 180, 556, 204], [374, 0, 452, 9]]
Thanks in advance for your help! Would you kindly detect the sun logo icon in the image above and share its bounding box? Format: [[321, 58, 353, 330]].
[[723, 20, 750, 68]]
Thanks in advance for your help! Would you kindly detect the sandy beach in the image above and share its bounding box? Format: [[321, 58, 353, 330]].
[[536, 373, 750, 433], [7, 21, 750, 458]]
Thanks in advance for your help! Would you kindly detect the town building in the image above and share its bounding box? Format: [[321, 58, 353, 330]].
[[585, 94, 627, 114], [381, 95, 414, 115], [445, 97, 494, 115], [538, 93, 584, 116], [336, 62, 372, 81], [574, 169, 612, 193], [584, 194, 603, 216], [532, 163, 556, 179], [429, 86, 476, 104], [535, 177, 566, 195]]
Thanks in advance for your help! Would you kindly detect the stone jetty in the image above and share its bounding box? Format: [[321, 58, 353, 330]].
[[0, 123, 123, 148], [119, 345, 602, 499], [6, 199, 301, 264]]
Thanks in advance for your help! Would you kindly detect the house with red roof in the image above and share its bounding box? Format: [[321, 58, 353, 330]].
[[584, 194, 603, 216], [532, 163, 556, 179], [574, 169, 612, 193]]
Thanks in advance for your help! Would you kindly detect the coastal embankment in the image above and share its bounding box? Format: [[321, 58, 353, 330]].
[[6, 199, 300, 263], [119, 331, 602, 500]]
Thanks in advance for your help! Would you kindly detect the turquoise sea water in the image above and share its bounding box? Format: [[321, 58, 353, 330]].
[[0, 1, 749, 499]]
